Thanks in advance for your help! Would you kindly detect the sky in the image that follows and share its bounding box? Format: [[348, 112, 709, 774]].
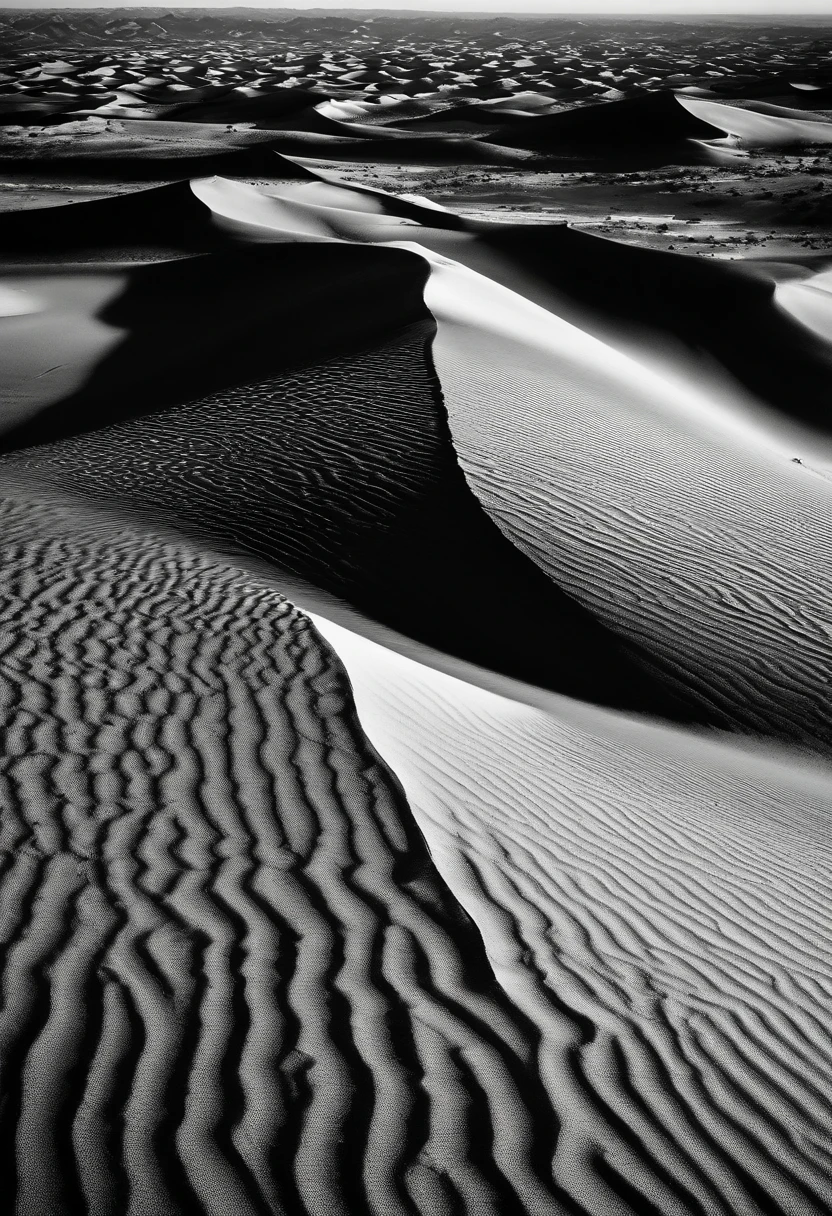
[[7, 0, 832, 13]]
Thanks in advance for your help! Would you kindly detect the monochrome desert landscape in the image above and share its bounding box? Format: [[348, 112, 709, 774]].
[[0, 6, 831, 1215]]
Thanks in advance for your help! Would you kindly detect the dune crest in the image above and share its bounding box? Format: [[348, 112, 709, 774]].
[[177, 168, 832, 745], [775, 268, 832, 346]]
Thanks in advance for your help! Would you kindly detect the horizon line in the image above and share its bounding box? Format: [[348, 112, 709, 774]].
[[3, 4, 831, 15]]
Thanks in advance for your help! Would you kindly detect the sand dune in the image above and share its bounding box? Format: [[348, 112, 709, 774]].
[[405, 97, 561, 129], [5, 171, 832, 752], [2, 96, 832, 1216], [165, 86, 323, 126], [678, 95, 832, 147], [187, 171, 832, 747], [315, 99, 378, 122], [175, 169, 832, 746], [3, 457, 828, 1216], [0, 136, 320, 182], [489, 91, 717, 152], [0, 121, 535, 172], [0, 247, 699, 721], [0, 180, 224, 258], [189, 176, 448, 242], [0, 93, 92, 124]]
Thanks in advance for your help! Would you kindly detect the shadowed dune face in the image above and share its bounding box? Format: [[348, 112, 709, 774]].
[[482, 91, 744, 168], [0, 483, 572, 1216], [0, 180, 228, 258], [0, 244, 431, 435], [490, 91, 719, 151]]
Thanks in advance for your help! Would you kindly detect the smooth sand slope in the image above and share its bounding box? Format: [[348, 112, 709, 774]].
[[311, 613, 832, 1216], [471, 223, 832, 432], [774, 266, 832, 347]]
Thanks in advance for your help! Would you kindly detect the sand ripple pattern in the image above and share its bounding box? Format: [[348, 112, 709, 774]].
[[0, 489, 571, 1216], [1, 316, 694, 717], [322, 620, 832, 1216], [425, 269, 832, 748]]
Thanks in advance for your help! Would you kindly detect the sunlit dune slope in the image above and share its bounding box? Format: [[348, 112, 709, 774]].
[[314, 613, 832, 1216]]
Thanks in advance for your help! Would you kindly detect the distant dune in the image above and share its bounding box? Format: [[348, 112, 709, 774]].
[[489, 91, 718, 151], [0, 134, 327, 181], [679, 94, 832, 148]]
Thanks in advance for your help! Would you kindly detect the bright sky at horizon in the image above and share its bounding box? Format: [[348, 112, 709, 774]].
[[6, 0, 832, 13]]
